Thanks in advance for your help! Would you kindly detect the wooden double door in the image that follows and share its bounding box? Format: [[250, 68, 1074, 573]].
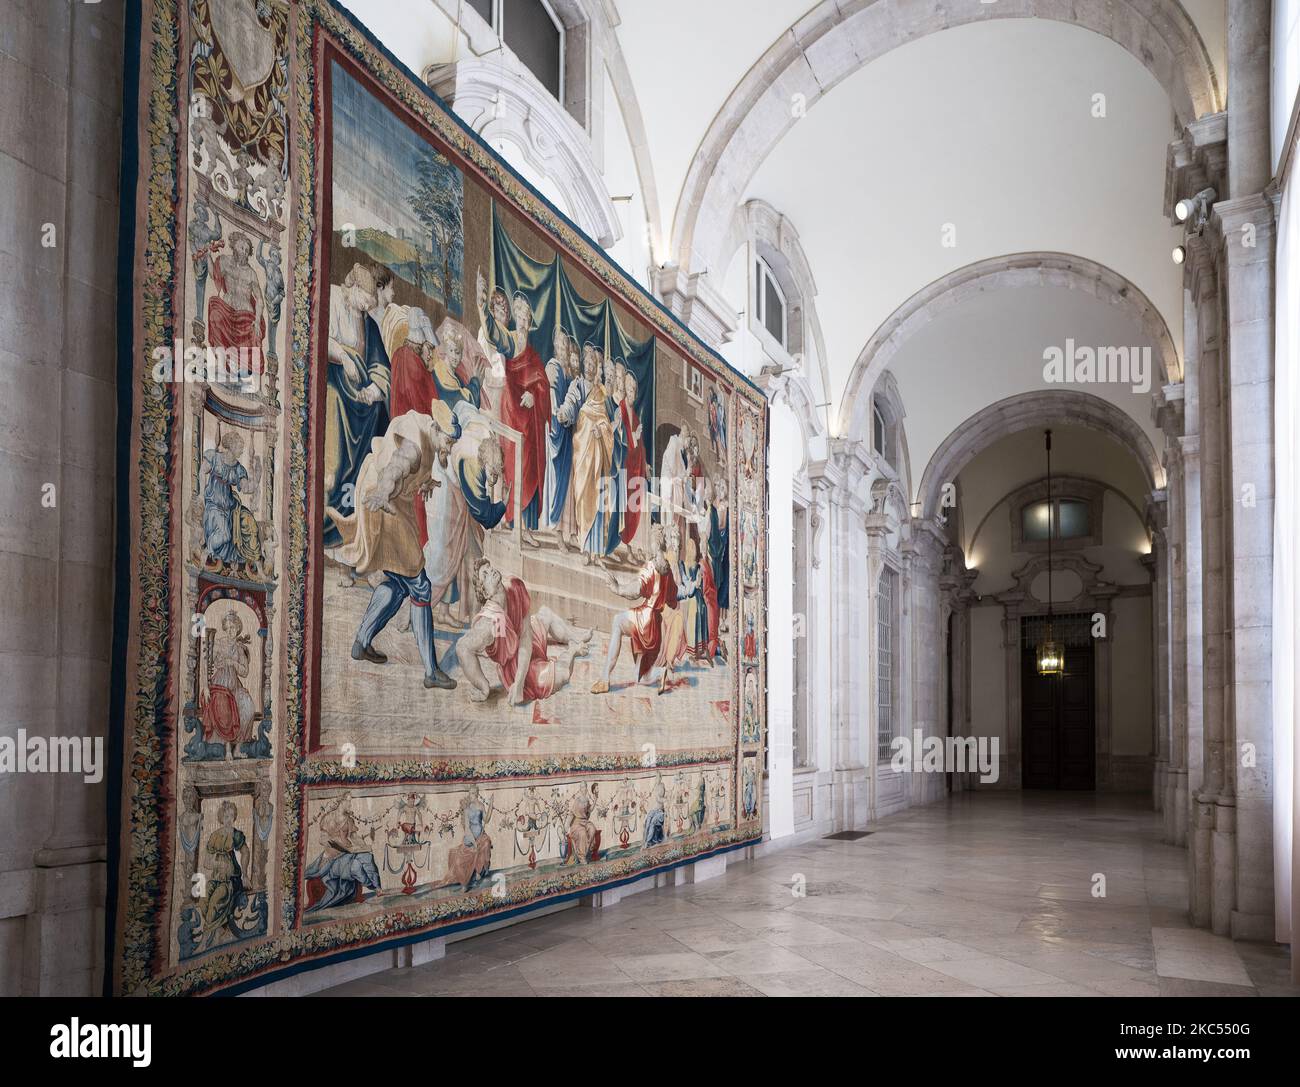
[[1021, 635, 1095, 790]]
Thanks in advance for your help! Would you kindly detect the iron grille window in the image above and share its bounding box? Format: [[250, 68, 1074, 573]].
[[793, 504, 810, 767], [876, 568, 897, 762], [1020, 612, 1093, 649]]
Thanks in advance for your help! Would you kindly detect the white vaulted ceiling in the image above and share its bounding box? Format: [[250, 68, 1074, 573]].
[[614, 0, 816, 252], [344, 0, 1227, 484], [612, 1, 1226, 481], [741, 17, 1184, 419]]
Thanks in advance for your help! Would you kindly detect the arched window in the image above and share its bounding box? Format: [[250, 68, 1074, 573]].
[[754, 254, 787, 349], [872, 400, 888, 459], [1010, 477, 1104, 552], [1021, 497, 1091, 542]]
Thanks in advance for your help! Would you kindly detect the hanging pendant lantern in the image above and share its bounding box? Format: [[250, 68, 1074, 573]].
[[1036, 632, 1064, 676], [1035, 428, 1064, 677]]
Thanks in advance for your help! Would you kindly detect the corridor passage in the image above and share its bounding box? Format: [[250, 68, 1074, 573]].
[[315, 794, 1300, 998]]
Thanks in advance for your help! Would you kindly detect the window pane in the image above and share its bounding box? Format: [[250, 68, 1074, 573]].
[[1022, 500, 1053, 541], [873, 405, 886, 456], [503, 0, 561, 100], [1058, 499, 1089, 538], [793, 506, 809, 768], [763, 274, 785, 344], [468, 0, 495, 27], [877, 570, 894, 761]]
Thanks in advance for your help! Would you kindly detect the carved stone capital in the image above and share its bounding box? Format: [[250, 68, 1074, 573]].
[[1165, 111, 1227, 222], [650, 263, 738, 349]]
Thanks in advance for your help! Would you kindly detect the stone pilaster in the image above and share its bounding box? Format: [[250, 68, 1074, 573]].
[[808, 440, 872, 831], [1185, 231, 1232, 934], [905, 522, 948, 807], [0, 0, 122, 996], [1141, 488, 1170, 814], [1216, 191, 1277, 941], [1156, 384, 1190, 846], [940, 558, 979, 791]]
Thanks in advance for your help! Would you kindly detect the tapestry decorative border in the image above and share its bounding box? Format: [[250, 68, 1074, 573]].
[[110, 0, 768, 996]]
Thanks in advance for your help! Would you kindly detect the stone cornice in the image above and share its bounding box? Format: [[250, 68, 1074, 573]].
[[1210, 192, 1278, 267], [1165, 110, 1227, 222], [1145, 488, 1169, 532], [1153, 381, 1185, 439], [650, 263, 738, 349]]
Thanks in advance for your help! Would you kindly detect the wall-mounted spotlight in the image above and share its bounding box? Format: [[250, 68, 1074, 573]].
[[1174, 187, 1217, 234], [1171, 245, 1186, 265]]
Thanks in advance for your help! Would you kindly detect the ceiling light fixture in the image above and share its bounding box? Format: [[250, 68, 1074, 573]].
[[1171, 245, 1186, 265], [1036, 428, 1064, 678]]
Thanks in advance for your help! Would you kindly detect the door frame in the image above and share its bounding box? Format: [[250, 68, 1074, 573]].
[[994, 552, 1118, 790], [1019, 622, 1096, 789]]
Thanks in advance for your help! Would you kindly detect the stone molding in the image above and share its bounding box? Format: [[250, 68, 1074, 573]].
[[425, 55, 623, 247]]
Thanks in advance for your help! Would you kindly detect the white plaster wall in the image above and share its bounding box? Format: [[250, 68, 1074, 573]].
[[970, 606, 1007, 745], [1182, 1, 1227, 94], [717, 244, 759, 377], [615, 0, 811, 247], [1112, 594, 1154, 758], [601, 68, 651, 289], [343, 0, 467, 77]]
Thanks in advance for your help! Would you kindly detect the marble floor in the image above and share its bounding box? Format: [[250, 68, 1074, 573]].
[[313, 792, 1300, 997]]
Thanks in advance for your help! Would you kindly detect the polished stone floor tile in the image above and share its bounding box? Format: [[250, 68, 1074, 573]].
[[640, 976, 766, 997], [608, 950, 731, 983], [311, 794, 1299, 998], [530, 981, 651, 997], [1151, 927, 1255, 987], [735, 966, 877, 997]]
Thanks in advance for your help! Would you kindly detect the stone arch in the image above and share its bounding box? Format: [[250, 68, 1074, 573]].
[[966, 472, 1151, 560], [838, 252, 1182, 443], [669, 0, 1221, 279], [916, 390, 1162, 521]]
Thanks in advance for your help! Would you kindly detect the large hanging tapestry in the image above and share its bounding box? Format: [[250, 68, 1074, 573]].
[[110, 0, 769, 996]]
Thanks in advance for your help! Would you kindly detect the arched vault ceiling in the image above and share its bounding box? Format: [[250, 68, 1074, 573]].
[[894, 283, 1167, 498], [615, 0, 816, 253], [740, 18, 1186, 419], [613, 1, 1224, 261]]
